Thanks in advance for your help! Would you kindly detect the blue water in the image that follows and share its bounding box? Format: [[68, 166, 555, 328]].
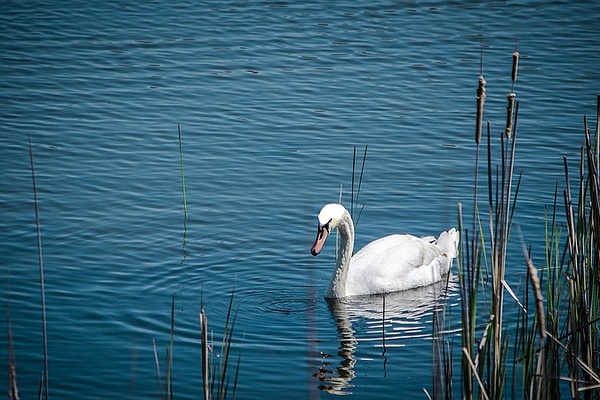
[[1, 1, 599, 398]]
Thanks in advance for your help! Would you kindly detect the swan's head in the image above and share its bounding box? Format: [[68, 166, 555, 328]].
[[310, 203, 348, 256]]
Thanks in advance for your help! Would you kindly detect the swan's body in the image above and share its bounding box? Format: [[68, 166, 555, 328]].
[[310, 203, 459, 298]]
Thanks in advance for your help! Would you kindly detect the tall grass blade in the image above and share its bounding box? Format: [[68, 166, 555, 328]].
[[28, 135, 49, 400], [178, 124, 189, 243], [519, 228, 547, 398], [350, 146, 356, 218], [349, 145, 368, 227], [218, 286, 238, 400], [354, 144, 368, 222], [200, 310, 210, 400]]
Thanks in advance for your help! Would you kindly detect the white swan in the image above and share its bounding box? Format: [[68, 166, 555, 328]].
[[310, 203, 459, 298]]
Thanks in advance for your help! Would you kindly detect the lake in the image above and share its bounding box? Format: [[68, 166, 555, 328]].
[[1, 0, 599, 398]]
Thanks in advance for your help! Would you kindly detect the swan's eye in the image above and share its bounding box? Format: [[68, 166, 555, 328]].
[[319, 219, 332, 236]]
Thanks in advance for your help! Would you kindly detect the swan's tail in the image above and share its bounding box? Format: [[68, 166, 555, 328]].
[[437, 228, 459, 259]]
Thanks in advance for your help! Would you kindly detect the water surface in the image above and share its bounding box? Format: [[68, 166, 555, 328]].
[[1, 1, 599, 398]]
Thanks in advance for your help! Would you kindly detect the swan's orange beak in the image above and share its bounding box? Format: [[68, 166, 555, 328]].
[[311, 224, 329, 256]]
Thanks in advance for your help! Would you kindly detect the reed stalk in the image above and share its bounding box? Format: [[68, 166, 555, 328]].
[[197, 286, 241, 400], [350, 145, 368, 227], [178, 124, 189, 240], [518, 230, 547, 399], [431, 272, 454, 400], [7, 276, 20, 400], [541, 189, 566, 399], [336, 146, 368, 261], [28, 135, 49, 400], [201, 310, 209, 400]]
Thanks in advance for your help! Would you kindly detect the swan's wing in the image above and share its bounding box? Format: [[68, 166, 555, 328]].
[[347, 234, 447, 295], [352, 234, 420, 257], [352, 234, 438, 266]]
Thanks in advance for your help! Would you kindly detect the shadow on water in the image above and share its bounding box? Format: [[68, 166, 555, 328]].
[[315, 276, 458, 395]]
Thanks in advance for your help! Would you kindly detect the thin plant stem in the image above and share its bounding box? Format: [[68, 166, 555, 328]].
[[28, 135, 49, 400], [354, 144, 368, 221], [178, 124, 189, 240], [200, 310, 210, 400], [7, 274, 20, 400]]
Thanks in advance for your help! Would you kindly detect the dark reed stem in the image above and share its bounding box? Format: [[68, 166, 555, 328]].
[[351, 146, 356, 218], [218, 287, 237, 400], [431, 304, 442, 399], [28, 135, 49, 400], [520, 227, 547, 397], [487, 121, 494, 235], [7, 275, 20, 400], [457, 201, 475, 398], [178, 124, 189, 238], [456, 204, 469, 394], [595, 94, 600, 176], [200, 310, 210, 400], [354, 144, 368, 226], [505, 102, 520, 242], [463, 68, 487, 398], [349, 145, 368, 227]]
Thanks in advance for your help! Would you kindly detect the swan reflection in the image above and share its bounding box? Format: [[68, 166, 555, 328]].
[[314, 277, 457, 395]]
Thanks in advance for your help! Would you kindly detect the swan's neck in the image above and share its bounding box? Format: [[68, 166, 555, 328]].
[[325, 210, 355, 298]]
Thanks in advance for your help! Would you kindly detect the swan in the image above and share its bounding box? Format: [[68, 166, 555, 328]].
[[310, 203, 459, 298]]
